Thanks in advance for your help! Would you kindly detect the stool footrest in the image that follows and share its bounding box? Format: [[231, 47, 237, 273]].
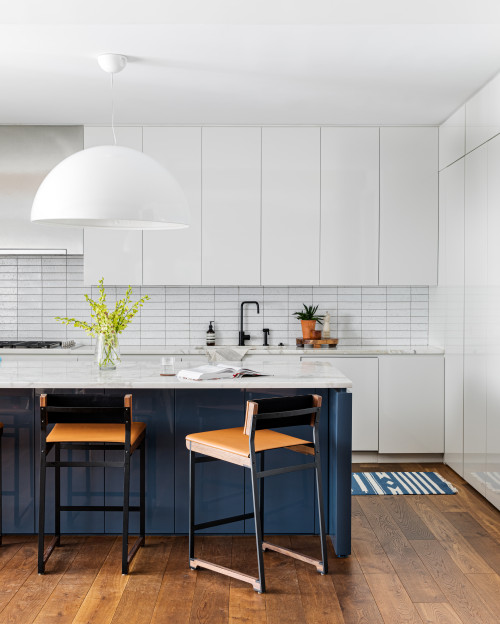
[[194, 512, 254, 531], [59, 505, 141, 512], [46, 461, 124, 468], [262, 541, 326, 573], [190, 557, 262, 592]]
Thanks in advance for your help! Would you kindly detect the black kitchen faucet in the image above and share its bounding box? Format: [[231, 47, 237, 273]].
[[239, 301, 260, 346]]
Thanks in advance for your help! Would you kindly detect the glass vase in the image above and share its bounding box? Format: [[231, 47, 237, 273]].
[[95, 333, 120, 370]]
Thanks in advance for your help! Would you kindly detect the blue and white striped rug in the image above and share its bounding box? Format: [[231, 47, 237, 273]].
[[352, 471, 458, 495]]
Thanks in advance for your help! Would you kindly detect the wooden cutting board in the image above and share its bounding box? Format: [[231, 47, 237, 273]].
[[296, 338, 339, 348]]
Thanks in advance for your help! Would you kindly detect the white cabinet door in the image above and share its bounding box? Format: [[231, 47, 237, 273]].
[[307, 357, 378, 451], [83, 127, 143, 285], [439, 106, 465, 170], [320, 128, 379, 286], [379, 356, 444, 454], [464, 145, 488, 496], [379, 127, 438, 285], [486, 135, 500, 509], [0, 126, 84, 253], [439, 160, 465, 477], [202, 127, 261, 285], [261, 128, 320, 285], [142, 127, 202, 285], [466, 72, 500, 153]]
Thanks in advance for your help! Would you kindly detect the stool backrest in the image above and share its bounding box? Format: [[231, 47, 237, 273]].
[[40, 393, 132, 425], [244, 394, 321, 436]]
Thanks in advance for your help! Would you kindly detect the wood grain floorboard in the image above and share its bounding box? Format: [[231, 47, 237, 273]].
[[262, 536, 306, 624], [382, 496, 436, 540], [465, 573, 500, 614], [358, 496, 445, 603], [364, 573, 423, 624], [410, 539, 498, 624], [0, 537, 80, 624], [351, 498, 394, 575], [189, 536, 232, 624], [110, 537, 172, 624], [407, 496, 495, 574], [414, 602, 464, 624], [151, 536, 198, 624], [332, 573, 384, 624], [72, 538, 130, 624], [32, 536, 116, 624], [0, 540, 39, 613], [290, 535, 345, 624], [228, 535, 266, 623]]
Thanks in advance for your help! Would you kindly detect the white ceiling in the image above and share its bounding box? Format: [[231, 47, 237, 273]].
[[2, 2, 500, 126]]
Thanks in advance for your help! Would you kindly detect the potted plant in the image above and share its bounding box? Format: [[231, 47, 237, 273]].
[[54, 278, 149, 369], [292, 304, 324, 339]]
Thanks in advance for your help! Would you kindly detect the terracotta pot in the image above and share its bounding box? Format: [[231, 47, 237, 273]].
[[301, 319, 316, 339], [311, 330, 322, 340]]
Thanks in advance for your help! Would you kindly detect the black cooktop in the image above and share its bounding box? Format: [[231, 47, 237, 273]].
[[0, 341, 62, 349]]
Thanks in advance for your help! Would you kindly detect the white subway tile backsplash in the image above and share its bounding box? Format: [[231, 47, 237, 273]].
[[0, 255, 429, 348]]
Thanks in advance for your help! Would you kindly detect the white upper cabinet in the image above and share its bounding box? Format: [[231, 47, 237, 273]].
[[320, 127, 379, 286], [202, 127, 261, 285], [0, 126, 84, 254], [466, 72, 500, 153], [142, 127, 202, 285], [83, 127, 143, 285], [261, 128, 320, 285], [439, 105, 465, 170], [379, 127, 438, 286]]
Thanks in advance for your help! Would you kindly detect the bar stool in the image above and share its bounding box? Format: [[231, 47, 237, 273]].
[[38, 393, 146, 575], [186, 394, 327, 593]]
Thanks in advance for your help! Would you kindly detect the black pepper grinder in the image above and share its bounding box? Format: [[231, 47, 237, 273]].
[[206, 321, 215, 346]]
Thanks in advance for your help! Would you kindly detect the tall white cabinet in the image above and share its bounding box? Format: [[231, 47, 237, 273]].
[[142, 127, 202, 285], [379, 127, 438, 285], [261, 128, 321, 285], [439, 160, 465, 477], [83, 127, 143, 285], [202, 127, 261, 285], [320, 128, 379, 285], [463, 145, 488, 496]]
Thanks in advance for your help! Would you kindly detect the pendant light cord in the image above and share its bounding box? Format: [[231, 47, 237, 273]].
[[110, 73, 117, 146]]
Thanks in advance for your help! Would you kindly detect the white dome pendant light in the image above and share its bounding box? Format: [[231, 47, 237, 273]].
[[31, 54, 190, 229]]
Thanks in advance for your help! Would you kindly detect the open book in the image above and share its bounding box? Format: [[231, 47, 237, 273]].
[[177, 364, 267, 381]]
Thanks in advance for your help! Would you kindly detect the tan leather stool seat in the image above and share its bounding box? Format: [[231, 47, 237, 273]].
[[186, 426, 309, 458], [47, 422, 146, 445]]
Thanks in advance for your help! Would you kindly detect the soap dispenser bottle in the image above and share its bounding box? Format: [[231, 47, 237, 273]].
[[206, 321, 215, 346]]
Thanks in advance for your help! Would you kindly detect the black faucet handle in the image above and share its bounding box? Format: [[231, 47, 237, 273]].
[[263, 328, 270, 346]]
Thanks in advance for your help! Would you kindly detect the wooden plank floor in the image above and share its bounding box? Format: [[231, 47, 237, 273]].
[[3, 463, 500, 623]]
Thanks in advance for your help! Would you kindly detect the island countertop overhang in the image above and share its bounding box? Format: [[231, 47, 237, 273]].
[[0, 358, 352, 390]]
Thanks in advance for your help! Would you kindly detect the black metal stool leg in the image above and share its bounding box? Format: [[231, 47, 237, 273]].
[[315, 459, 328, 575], [189, 449, 195, 565], [140, 440, 146, 540], [122, 447, 131, 575], [55, 444, 61, 546], [250, 460, 265, 593], [38, 442, 47, 574], [259, 452, 265, 539]]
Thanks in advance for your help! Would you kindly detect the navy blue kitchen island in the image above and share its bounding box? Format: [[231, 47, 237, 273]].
[[0, 359, 352, 556]]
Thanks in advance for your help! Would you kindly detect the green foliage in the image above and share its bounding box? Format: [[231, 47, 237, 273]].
[[292, 304, 324, 324], [55, 277, 150, 338]]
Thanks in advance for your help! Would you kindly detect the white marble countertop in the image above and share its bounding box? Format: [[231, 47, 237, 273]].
[[0, 358, 352, 389], [0, 345, 444, 356]]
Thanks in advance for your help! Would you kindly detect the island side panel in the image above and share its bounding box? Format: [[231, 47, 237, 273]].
[[329, 388, 352, 556], [243, 388, 316, 534], [0, 389, 35, 533], [34, 388, 105, 534], [104, 389, 175, 534], [175, 389, 246, 534]]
